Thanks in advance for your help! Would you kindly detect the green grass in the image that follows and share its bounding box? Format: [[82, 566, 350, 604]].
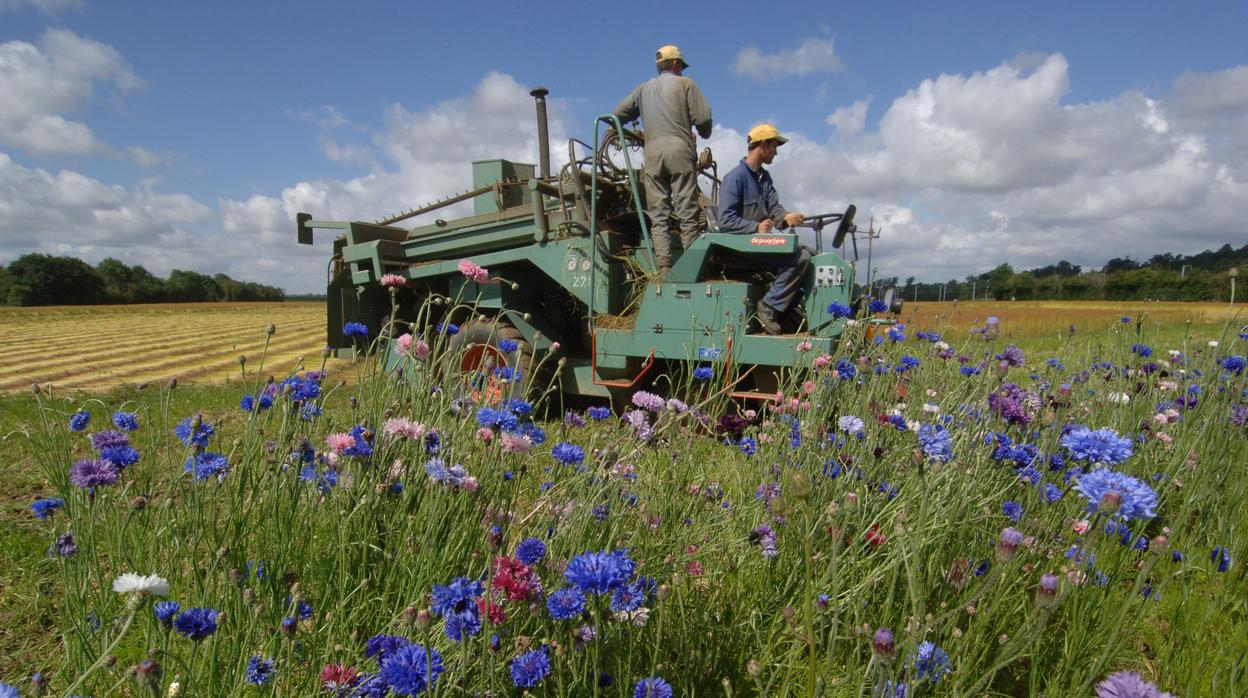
[[1, 305, 1245, 696]]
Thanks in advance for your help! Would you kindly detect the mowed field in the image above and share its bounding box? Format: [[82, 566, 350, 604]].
[[0, 302, 331, 393], [0, 300, 1238, 394]]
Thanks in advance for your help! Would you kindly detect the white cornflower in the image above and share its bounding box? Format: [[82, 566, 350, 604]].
[[1208, 340, 1219, 348], [112, 573, 171, 597]]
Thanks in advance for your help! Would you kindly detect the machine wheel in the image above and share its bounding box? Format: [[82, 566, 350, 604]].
[[447, 320, 534, 404]]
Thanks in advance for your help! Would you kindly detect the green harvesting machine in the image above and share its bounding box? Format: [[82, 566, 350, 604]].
[[297, 87, 891, 401]]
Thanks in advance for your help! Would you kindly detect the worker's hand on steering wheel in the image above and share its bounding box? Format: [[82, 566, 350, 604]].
[[782, 212, 805, 228], [756, 219, 774, 233]]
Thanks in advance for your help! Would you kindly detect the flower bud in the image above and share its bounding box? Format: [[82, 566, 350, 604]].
[[134, 658, 163, 693], [166, 680, 181, 697], [265, 323, 276, 336], [1036, 573, 1059, 608], [1097, 491, 1122, 515], [30, 672, 47, 697], [872, 627, 895, 661], [997, 527, 1024, 561]]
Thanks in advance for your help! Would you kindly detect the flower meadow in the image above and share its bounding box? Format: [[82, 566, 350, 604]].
[[9, 290, 1248, 696]]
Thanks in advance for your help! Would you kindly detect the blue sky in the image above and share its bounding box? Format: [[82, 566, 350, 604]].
[[2, 0, 1245, 293]]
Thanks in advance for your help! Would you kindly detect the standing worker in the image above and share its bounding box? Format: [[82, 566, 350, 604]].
[[613, 45, 713, 274], [716, 123, 809, 335]]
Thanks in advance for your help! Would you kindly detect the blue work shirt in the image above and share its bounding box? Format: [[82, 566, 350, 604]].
[[716, 158, 790, 234]]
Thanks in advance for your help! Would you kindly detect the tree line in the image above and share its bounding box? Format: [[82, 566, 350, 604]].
[[872, 243, 1246, 303], [0, 253, 286, 306]]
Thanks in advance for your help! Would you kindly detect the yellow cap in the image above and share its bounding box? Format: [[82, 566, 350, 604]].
[[655, 44, 689, 67], [747, 123, 789, 146]]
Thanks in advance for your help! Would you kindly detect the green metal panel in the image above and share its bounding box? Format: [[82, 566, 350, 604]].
[[633, 281, 752, 333], [471, 159, 535, 214]]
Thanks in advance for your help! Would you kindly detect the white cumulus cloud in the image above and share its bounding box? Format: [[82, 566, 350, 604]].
[[732, 37, 845, 83], [0, 29, 145, 157], [826, 96, 873, 136]]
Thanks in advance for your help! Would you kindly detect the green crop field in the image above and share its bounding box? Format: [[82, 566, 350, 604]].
[[0, 299, 1245, 696]]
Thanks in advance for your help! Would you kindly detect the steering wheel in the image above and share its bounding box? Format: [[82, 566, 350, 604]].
[[832, 204, 856, 249]]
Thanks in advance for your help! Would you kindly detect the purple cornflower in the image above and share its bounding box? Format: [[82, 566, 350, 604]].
[[995, 345, 1025, 367], [90, 430, 130, 451], [749, 524, 778, 558], [69, 459, 119, 489], [51, 531, 76, 557], [1095, 670, 1174, 697], [631, 391, 665, 412], [563, 411, 586, 427]]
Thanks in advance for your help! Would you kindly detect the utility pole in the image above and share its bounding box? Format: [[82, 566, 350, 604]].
[[1181, 264, 1191, 279], [971, 280, 977, 301], [863, 218, 882, 297], [939, 283, 947, 302]]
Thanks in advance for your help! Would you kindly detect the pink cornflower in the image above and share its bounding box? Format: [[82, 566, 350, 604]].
[[796, 340, 813, 353], [382, 417, 426, 441], [462, 475, 479, 492], [395, 333, 430, 359], [320, 664, 359, 692], [379, 273, 406, 288], [326, 432, 355, 454], [813, 354, 831, 369], [475, 427, 494, 442], [499, 432, 532, 454], [457, 259, 491, 284]]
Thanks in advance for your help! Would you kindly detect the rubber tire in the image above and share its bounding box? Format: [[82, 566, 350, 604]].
[[446, 320, 534, 403]]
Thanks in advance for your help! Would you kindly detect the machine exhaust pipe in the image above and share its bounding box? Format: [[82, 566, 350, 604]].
[[530, 86, 551, 180]]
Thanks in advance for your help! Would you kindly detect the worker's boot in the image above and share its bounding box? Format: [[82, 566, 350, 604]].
[[756, 300, 783, 335]]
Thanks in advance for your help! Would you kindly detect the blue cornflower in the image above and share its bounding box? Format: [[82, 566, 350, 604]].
[[693, 365, 713, 381], [565, 549, 636, 594], [739, 436, 757, 456], [960, 365, 981, 376], [31, 497, 64, 520], [896, 355, 920, 373], [1212, 546, 1231, 573], [1073, 469, 1158, 522], [587, 406, 611, 420], [431, 577, 483, 641], [610, 579, 648, 613], [0, 683, 19, 698], [184, 452, 228, 481], [437, 322, 460, 335], [546, 587, 587, 621], [52, 531, 76, 557], [240, 393, 274, 412], [1120, 316, 1132, 324], [498, 338, 519, 353], [917, 424, 952, 463], [343, 322, 369, 339], [1221, 355, 1246, 374], [834, 358, 856, 380], [424, 458, 467, 487], [914, 641, 951, 683], [505, 398, 533, 416], [1043, 483, 1063, 503], [174, 417, 214, 448], [379, 642, 444, 696], [173, 607, 220, 641], [868, 299, 888, 313], [516, 537, 546, 565], [826, 301, 853, 319], [245, 655, 276, 685], [552, 442, 585, 466], [887, 325, 906, 342], [494, 366, 520, 382], [510, 647, 551, 688], [100, 444, 140, 468], [112, 411, 139, 432], [1060, 426, 1133, 465], [153, 600, 180, 626], [1016, 465, 1042, 485], [1002, 501, 1023, 521], [365, 634, 411, 661], [476, 406, 519, 432], [634, 677, 674, 698], [68, 410, 91, 432], [1131, 343, 1153, 358]]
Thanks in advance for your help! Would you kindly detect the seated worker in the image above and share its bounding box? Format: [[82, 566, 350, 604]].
[[716, 123, 810, 335]]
